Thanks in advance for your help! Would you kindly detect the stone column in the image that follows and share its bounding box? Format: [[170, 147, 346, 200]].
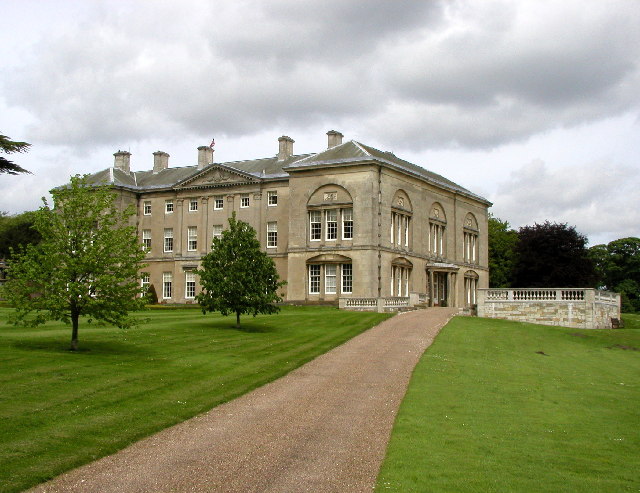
[[200, 197, 209, 254], [175, 199, 184, 256]]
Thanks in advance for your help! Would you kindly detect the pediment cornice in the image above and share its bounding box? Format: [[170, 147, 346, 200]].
[[175, 164, 260, 189]]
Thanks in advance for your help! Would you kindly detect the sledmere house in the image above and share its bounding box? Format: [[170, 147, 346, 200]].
[[83, 130, 491, 311]]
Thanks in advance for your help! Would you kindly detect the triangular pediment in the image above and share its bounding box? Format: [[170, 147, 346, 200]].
[[175, 164, 260, 189]]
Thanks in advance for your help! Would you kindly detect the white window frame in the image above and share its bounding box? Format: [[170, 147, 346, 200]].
[[142, 229, 151, 251], [165, 200, 174, 214], [189, 199, 198, 212], [341, 263, 353, 294], [309, 210, 322, 241], [141, 272, 150, 290], [309, 265, 321, 294], [214, 195, 224, 210], [325, 209, 337, 241], [187, 226, 197, 251], [213, 224, 223, 240], [143, 201, 152, 215], [342, 208, 353, 240], [163, 228, 173, 253], [267, 191, 278, 206], [325, 264, 337, 294], [185, 271, 196, 299], [267, 221, 277, 248], [162, 272, 172, 299], [240, 194, 250, 208]]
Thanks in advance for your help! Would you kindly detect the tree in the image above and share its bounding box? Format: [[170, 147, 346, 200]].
[[3, 175, 147, 350], [0, 134, 31, 175], [196, 213, 285, 328], [590, 237, 640, 312], [488, 215, 518, 288], [512, 221, 596, 288], [0, 211, 42, 258]]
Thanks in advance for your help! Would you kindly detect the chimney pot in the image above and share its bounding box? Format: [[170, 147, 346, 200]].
[[277, 135, 294, 161], [197, 146, 213, 170], [113, 151, 131, 174], [327, 130, 343, 149], [153, 151, 170, 174]]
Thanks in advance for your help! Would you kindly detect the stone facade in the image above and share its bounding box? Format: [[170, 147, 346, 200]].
[[477, 288, 621, 329], [84, 131, 491, 308]]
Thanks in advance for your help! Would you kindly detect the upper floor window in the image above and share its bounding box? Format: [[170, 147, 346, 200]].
[[241, 194, 250, 208], [142, 229, 151, 251], [463, 213, 479, 264], [391, 212, 410, 248], [309, 210, 322, 241], [342, 208, 353, 240], [165, 200, 174, 214], [143, 201, 152, 215], [187, 226, 197, 251], [267, 222, 277, 248], [214, 195, 224, 210], [267, 191, 278, 206], [325, 210, 338, 240], [164, 228, 173, 253], [429, 203, 447, 257], [213, 224, 223, 239], [189, 199, 198, 212]]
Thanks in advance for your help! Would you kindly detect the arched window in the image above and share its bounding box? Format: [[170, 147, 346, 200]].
[[390, 190, 412, 250], [429, 203, 446, 257], [307, 185, 354, 243], [464, 270, 479, 306], [391, 257, 413, 297], [463, 213, 479, 264], [307, 254, 353, 296]]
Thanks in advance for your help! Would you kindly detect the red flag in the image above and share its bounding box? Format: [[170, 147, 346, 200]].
[[209, 138, 215, 150]]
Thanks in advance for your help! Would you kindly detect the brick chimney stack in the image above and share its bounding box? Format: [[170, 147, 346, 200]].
[[113, 151, 131, 174], [277, 135, 294, 161], [327, 130, 343, 149], [153, 151, 170, 174]]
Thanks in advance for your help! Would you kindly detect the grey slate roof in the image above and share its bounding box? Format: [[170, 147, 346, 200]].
[[86, 140, 489, 204]]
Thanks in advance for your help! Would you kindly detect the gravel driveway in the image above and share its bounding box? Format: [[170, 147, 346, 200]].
[[29, 308, 457, 493]]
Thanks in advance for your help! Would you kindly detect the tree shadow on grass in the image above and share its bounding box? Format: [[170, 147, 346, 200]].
[[11, 338, 154, 356], [216, 321, 278, 334]]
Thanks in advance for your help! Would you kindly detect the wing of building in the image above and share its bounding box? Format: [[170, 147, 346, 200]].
[[84, 130, 491, 310]]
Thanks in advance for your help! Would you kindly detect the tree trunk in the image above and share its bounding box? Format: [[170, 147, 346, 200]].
[[236, 311, 241, 329], [70, 309, 79, 351]]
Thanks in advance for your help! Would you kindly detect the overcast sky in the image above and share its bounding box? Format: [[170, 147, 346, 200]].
[[1, 0, 638, 245]]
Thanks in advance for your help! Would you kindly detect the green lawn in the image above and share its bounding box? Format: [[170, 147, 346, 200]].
[[376, 316, 640, 492], [0, 306, 391, 493]]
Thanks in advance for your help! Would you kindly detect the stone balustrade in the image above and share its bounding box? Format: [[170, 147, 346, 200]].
[[478, 288, 620, 329]]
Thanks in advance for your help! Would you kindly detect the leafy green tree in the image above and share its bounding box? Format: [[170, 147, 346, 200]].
[[488, 215, 518, 288], [3, 175, 147, 350], [512, 221, 596, 288], [196, 213, 285, 328], [0, 211, 42, 258], [590, 237, 640, 312], [0, 134, 31, 175]]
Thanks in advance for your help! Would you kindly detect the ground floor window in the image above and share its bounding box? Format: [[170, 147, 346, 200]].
[[308, 263, 353, 296], [162, 272, 172, 299], [464, 272, 479, 306], [391, 265, 410, 297], [185, 271, 196, 299]]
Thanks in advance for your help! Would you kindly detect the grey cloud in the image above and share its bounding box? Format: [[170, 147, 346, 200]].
[[3, 0, 640, 152]]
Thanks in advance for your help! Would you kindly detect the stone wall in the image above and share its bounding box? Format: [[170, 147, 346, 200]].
[[477, 289, 620, 329]]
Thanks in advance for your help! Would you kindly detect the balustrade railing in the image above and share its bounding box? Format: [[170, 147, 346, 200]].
[[344, 298, 377, 308], [482, 288, 617, 305]]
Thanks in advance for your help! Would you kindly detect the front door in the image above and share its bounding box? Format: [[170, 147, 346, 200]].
[[433, 272, 448, 307]]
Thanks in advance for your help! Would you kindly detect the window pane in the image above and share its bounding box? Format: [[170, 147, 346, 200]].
[[326, 210, 337, 240], [342, 208, 353, 240], [267, 222, 277, 248], [162, 272, 172, 299], [164, 228, 173, 252], [325, 264, 337, 294], [310, 210, 321, 240], [268, 191, 278, 206], [188, 226, 197, 251], [309, 265, 320, 294], [189, 199, 198, 211], [341, 263, 352, 293]]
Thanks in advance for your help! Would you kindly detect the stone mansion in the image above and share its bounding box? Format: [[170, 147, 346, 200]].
[[85, 130, 491, 309]]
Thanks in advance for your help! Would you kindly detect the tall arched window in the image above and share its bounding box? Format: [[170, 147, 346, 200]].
[[463, 213, 479, 264], [429, 203, 446, 257], [307, 185, 354, 244], [390, 190, 412, 250]]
